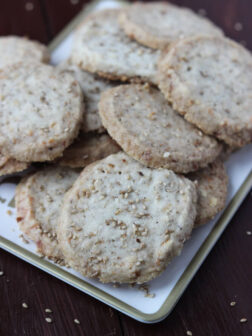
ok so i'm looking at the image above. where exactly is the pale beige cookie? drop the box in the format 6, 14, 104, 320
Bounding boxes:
70, 9, 160, 84
99, 84, 222, 173
59, 62, 117, 133
58, 133, 121, 168
119, 2, 223, 50
188, 160, 228, 226
0, 36, 50, 68
157, 36, 252, 147
58, 152, 197, 284
15, 166, 79, 262
0, 62, 84, 162
0, 155, 29, 177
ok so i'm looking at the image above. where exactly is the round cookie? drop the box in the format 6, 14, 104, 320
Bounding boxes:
58, 152, 197, 284
59, 62, 117, 133
70, 9, 160, 84
0, 155, 29, 177
0, 36, 50, 68
15, 166, 79, 262
119, 2, 223, 50
188, 160, 228, 226
157, 36, 252, 147
0, 62, 84, 162
58, 133, 121, 168
99, 84, 222, 173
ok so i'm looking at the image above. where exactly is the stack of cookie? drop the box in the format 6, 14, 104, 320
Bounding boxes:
6, 2, 251, 284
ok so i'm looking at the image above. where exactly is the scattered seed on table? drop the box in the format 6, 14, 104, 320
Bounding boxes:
45, 308, 52, 313
25, 2, 34, 11
74, 318, 80, 325
70, 0, 79, 5
198, 8, 207, 16
246, 231, 252, 236
230, 301, 236, 306
234, 22, 243, 31
0, 271, 4, 276
45, 317, 53, 323
22, 302, 28, 309
240, 318, 247, 323
186, 331, 193, 336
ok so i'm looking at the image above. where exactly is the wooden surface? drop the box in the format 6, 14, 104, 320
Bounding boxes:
0, 0, 251, 335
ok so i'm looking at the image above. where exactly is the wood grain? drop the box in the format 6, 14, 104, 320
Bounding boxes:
0, 0, 251, 335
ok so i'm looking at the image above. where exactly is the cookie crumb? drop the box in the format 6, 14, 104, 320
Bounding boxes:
186, 331, 193, 336
74, 318, 80, 324
240, 318, 247, 323
19, 234, 30, 244
6, 210, 12, 216
25, 2, 34, 11
45, 317, 53, 323
0, 196, 6, 203
230, 301, 236, 306
22, 302, 28, 309
234, 22, 243, 31
45, 308, 52, 313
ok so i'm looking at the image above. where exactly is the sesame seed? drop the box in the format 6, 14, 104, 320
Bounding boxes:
25, 2, 34, 11
186, 331, 193, 336
45, 308, 52, 313
234, 22, 243, 31
22, 302, 28, 309
0, 271, 4, 276
246, 231, 252, 235
45, 317, 53, 323
240, 318, 247, 323
74, 318, 80, 324
198, 8, 207, 16
230, 301, 236, 306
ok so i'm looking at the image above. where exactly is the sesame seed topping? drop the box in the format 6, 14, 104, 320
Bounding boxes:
45, 317, 53, 323
240, 318, 247, 323
74, 318, 80, 324
230, 301, 236, 306
22, 302, 28, 309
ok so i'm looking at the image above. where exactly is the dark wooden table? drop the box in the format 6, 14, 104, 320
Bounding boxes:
0, 1, 251, 335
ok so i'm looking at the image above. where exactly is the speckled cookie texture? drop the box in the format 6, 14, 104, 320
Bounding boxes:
99, 84, 222, 173
119, 2, 223, 50
16, 166, 79, 262
188, 160, 228, 226
0, 62, 84, 162
0, 154, 29, 177
0, 36, 50, 68
58, 152, 197, 283
59, 62, 118, 133
157, 36, 252, 147
70, 9, 160, 84
58, 133, 121, 168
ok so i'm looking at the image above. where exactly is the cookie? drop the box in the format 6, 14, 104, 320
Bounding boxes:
188, 160, 228, 226
58, 133, 121, 168
0, 36, 50, 68
99, 84, 222, 173
157, 36, 252, 147
0, 154, 29, 177
119, 2, 223, 50
15, 166, 79, 262
70, 9, 160, 84
58, 152, 197, 283
59, 62, 116, 133
0, 62, 84, 162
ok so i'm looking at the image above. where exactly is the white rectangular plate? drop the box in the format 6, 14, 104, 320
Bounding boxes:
0, 0, 252, 323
